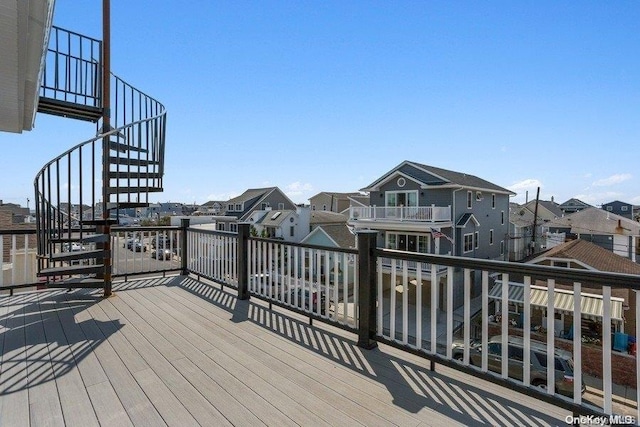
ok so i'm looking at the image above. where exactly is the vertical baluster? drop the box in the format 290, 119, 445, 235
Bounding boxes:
523, 276, 531, 386
389, 259, 397, 340
481, 270, 489, 372
546, 278, 555, 394
463, 268, 471, 364
573, 282, 582, 404
415, 266, 422, 350
402, 261, 409, 345
446, 267, 453, 359
501, 273, 510, 379
430, 266, 437, 354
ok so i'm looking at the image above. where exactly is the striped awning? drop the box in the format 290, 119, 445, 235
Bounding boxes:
488, 281, 624, 321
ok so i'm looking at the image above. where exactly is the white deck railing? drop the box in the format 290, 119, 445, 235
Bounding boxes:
350, 205, 451, 222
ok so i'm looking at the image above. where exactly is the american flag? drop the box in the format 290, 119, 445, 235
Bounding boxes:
430, 227, 453, 243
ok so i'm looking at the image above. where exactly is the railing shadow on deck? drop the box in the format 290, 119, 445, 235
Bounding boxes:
174, 275, 563, 426
0, 290, 123, 396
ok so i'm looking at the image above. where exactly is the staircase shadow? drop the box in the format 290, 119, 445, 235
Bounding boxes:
0, 289, 123, 396
175, 276, 561, 426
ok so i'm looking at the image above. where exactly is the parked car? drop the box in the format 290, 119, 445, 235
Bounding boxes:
289, 289, 326, 315
63, 242, 85, 252
452, 335, 585, 398
151, 248, 172, 260
132, 240, 146, 252
124, 238, 135, 249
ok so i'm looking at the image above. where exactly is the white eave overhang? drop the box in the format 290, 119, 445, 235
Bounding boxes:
0, 0, 55, 133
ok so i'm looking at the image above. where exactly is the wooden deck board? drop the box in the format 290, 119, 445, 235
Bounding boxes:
98, 298, 232, 427
1, 297, 31, 427
0, 276, 574, 427
38, 292, 100, 427
130, 288, 344, 427
145, 286, 402, 427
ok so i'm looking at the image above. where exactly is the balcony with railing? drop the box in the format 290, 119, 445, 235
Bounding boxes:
1, 222, 639, 424
350, 205, 452, 224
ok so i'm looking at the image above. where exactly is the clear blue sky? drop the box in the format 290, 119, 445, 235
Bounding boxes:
1, 1, 639, 207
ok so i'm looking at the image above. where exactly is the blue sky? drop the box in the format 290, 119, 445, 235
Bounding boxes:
1, 1, 639, 207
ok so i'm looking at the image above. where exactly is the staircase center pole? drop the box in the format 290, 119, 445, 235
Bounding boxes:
101, 0, 113, 297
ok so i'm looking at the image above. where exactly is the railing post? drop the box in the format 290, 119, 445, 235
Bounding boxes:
180, 218, 190, 276
357, 230, 378, 349
237, 222, 250, 300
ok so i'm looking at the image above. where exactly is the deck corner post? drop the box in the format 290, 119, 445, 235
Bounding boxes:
180, 218, 190, 275
357, 230, 378, 349
237, 222, 250, 300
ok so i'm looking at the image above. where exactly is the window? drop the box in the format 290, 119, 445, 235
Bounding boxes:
622, 206, 629, 212
467, 191, 472, 209
500, 240, 504, 255
501, 211, 505, 225
487, 343, 501, 356
312, 205, 316, 210
261, 203, 269, 210
606, 206, 613, 211
490, 229, 494, 245
475, 231, 479, 249
322, 204, 327, 211
227, 204, 234, 211
290, 226, 295, 237
278, 203, 285, 210
235, 203, 242, 211
508, 346, 524, 362
492, 194, 496, 209
230, 223, 238, 232
386, 191, 418, 207
463, 233, 474, 253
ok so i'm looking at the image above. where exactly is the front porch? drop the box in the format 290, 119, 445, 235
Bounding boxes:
1, 275, 574, 426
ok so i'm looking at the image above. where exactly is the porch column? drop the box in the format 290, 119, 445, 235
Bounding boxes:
237, 222, 250, 300
357, 230, 378, 349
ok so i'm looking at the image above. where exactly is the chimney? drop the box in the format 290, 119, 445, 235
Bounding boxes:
551, 196, 554, 203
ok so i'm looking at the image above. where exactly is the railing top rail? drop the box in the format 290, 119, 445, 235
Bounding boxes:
248, 235, 358, 255
51, 25, 102, 44
112, 226, 181, 232
187, 227, 238, 237
378, 248, 640, 288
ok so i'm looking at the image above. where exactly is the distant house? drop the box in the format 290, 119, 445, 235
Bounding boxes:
543, 207, 640, 262
302, 224, 356, 250
526, 239, 639, 335
222, 187, 298, 232
249, 207, 311, 243
349, 160, 515, 310
198, 200, 226, 215
309, 192, 363, 214
508, 203, 535, 261
602, 200, 634, 220
558, 198, 592, 214
522, 199, 563, 222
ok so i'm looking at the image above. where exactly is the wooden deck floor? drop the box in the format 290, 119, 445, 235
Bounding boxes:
0, 275, 571, 426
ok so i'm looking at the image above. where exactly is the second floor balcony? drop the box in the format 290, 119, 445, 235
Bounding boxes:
350, 205, 452, 223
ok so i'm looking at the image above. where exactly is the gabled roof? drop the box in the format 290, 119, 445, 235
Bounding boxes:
544, 207, 640, 236
361, 160, 515, 195
456, 213, 480, 227
302, 224, 356, 249
530, 239, 640, 275
257, 210, 293, 227
559, 198, 592, 210
509, 203, 535, 227
226, 187, 297, 221
310, 211, 348, 225
523, 199, 563, 219
201, 200, 225, 207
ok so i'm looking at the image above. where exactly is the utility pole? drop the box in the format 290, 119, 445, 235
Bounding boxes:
531, 187, 540, 256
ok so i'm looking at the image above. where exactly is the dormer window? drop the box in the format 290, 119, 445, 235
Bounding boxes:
227, 204, 234, 211
235, 203, 242, 211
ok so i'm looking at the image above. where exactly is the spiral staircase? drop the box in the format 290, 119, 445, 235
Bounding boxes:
33, 26, 166, 294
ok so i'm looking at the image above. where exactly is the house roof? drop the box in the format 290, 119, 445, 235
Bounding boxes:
523, 199, 563, 219
361, 160, 515, 195
201, 200, 225, 207
310, 211, 348, 225
544, 207, 640, 236
226, 187, 297, 221
558, 198, 592, 210
257, 210, 292, 227
227, 188, 275, 204
509, 203, 535, 227
456, 213, 480, 228
305, 224, 356, 249
532, 239, 640, 275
